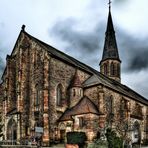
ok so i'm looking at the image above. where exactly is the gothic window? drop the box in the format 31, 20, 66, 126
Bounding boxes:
110, 62, 115, 76
106, 96, 114, 123
132, 121, 141, 142
73, 89, 76, 97
7, 118, 17, 140
121, 100, 124, 110
56, 84, 62, 106
5, 78, 9, 90
34, 50, 37, 68
109, 96, 113, 114
79, 117, 84, 128
120, 99, 129, 119
36, 89, 39, 106
121, 99, 128, 110
135, 104, 143, 116
35, 85, 41, 110
104, 64, 108, 75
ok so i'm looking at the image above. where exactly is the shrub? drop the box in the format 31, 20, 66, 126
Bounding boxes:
67, 132, 87, 147
106, 128, 123, 148
87, 139, 108, 148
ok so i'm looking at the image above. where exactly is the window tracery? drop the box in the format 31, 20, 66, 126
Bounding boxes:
35, 85, 41, 111
120, 98, 129, 119
104, 63, 108, 75
110, 62, 115, 76
56, 84, 63, 106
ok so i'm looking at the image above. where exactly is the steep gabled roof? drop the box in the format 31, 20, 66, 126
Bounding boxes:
58, 96, 103, 122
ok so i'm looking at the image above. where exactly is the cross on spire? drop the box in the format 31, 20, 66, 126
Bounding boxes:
108, 0, 111, 11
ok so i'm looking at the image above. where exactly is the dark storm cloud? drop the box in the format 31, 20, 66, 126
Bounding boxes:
117, 29, 148, 72
50, 18, 103, 53
129, 51, 148, 71
50, 18, 105, 69
50, 17, 148, 72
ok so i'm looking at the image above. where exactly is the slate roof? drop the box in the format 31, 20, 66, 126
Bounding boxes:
58, 96, 103, 122
83, 74, 148, 105
101, 10, 120, 63
3, 27, 147, 107
22, 30, 148, 106
70, 70, 82, 88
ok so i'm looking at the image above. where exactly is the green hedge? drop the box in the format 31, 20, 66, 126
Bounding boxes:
67, 132, 87, 146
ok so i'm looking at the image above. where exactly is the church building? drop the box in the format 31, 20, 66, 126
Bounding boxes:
0, 4, 148, 146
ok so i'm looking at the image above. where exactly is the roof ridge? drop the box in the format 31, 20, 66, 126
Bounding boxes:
23, 31, 148, 104
24, 31, 98, 73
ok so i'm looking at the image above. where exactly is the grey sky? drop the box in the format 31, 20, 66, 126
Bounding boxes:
0, 0, 148, 98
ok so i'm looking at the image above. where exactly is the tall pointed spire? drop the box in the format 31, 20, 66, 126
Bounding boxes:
100, 1, 121, 82
101, 2, 120, 62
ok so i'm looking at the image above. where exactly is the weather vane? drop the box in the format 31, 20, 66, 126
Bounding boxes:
108, 0, 112, 10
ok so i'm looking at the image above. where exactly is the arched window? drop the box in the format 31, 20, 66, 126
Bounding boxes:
36, 89, 39, 106
73, 89, 76, 97
35, 85, 40, 108
132, 121, 141, 143
7, 118, 17, 140
105, 96, 114, 115
109, 96, 113, 114
117, 63, 120, 77
104, 64, 108, 75
79, 117, 84, 128
106, 96, 114, 125
135, 103, 143, 116
56, 84, 62, 106
120, 98, 129, 118
110, 62, 115, 76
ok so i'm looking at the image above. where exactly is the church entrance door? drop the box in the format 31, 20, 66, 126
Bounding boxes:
60, 130, 66, 143
131, 121, 141, 144
7, 118, 17, 141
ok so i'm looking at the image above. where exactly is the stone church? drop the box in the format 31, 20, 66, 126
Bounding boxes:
0, 6, 148, 146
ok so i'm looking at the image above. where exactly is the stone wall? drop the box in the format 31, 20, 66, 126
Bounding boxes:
1, 31, 148, 145
48, 57, 90, 140
84, 83, 148, 142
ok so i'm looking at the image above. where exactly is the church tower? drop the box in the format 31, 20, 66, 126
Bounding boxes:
100, 2, 121, 82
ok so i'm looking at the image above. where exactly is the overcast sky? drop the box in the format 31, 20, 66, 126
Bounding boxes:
0, 0, 148, 98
